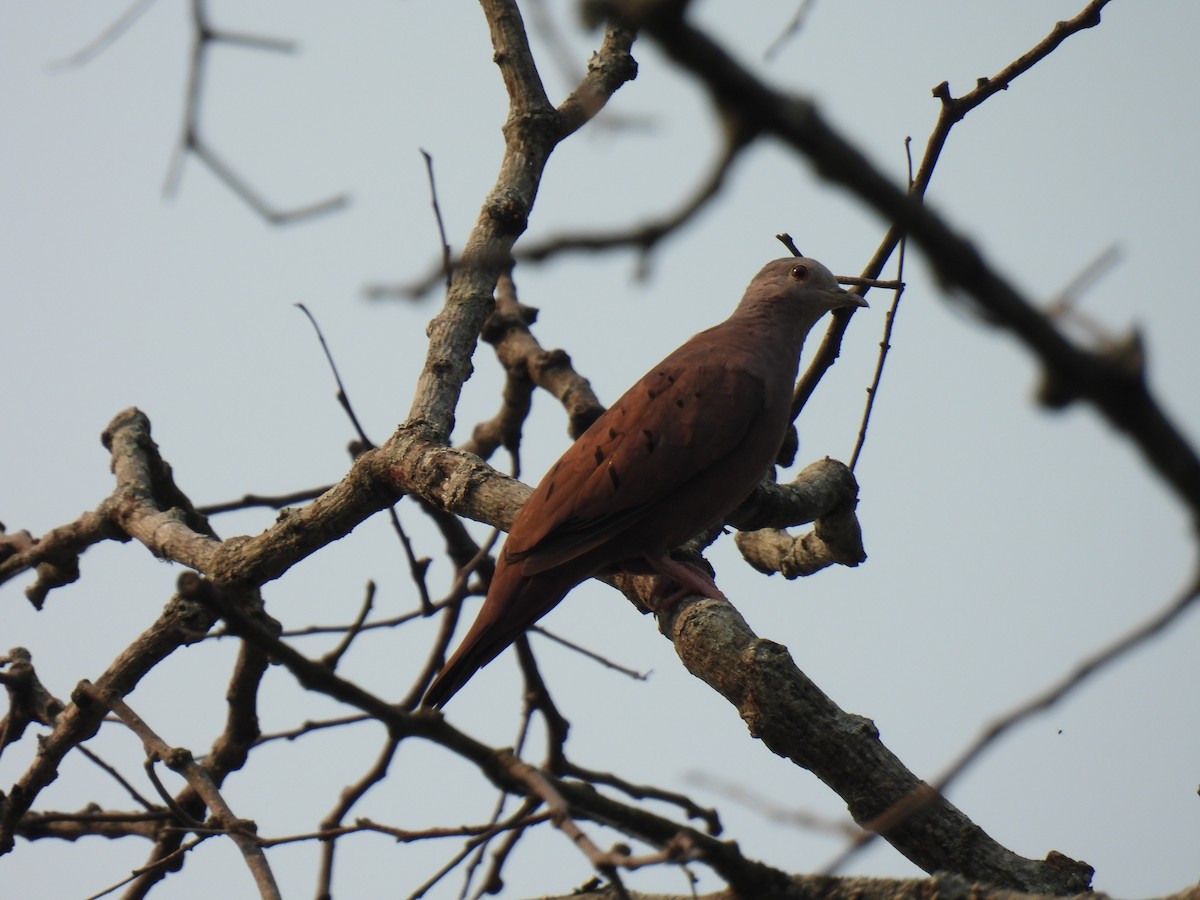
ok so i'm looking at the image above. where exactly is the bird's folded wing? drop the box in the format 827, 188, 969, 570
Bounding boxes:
508, 359, 769, 573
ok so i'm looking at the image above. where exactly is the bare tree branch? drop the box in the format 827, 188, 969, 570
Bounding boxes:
608, 0, 1200, 534
164, 0, 347, 223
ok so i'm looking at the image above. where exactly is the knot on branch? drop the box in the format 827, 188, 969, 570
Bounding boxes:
1037, 328, 1145, 410
30, 556, 82, 610
531, 349, 604, 438
731, 458, 866, 578
0, 648, 65, 751
582, 0, 687, 30
480, 300, 538, 345
484, 193, 531, 233
161, 746, 196, 772
0, 528, 34, 564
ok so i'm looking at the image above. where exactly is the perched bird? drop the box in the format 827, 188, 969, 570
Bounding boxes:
422, 257, 866, 707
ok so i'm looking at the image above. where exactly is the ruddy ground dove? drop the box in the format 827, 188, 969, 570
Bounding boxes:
422, 257, 866, 707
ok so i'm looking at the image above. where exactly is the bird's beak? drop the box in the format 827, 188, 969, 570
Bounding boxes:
830, 287, 868, 310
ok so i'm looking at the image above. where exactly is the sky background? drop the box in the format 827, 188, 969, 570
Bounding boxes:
2, 2, 1199, 898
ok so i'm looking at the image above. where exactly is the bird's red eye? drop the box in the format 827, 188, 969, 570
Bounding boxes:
790, 264, 808, 281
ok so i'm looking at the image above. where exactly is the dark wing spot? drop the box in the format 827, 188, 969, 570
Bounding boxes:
545, 481, 555, 500
608, 427, 618, 439
642, 429, 657, 453
608, 467, 621, 489
675, 398, 685, 408
647, 389, 659, 400
594, 447, 606, 465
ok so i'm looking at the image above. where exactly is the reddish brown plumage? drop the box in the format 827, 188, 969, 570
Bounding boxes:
422, 257, 866, 707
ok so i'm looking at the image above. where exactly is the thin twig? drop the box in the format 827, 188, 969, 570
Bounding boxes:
823, 571, 1200, 875
296, 303, 373, 448
838, 276, 904, 291
421, 149, 454, 292
1044, 244, 1124, 343
764, 0, 815, 61
849, 136, 912, 471
75, 745, 157, 810
254, 714, 373, 746
501, 752, 629, 895
788, 0, 1115, 426
573, 763, 722, 834
937, 574, 1200, 799
142, 758, 204, 829
81, 684, 282, 899
686, 771, 855, 838
198, 486, 331, 516
392, 507, 435, 615
315, 733, 403, 898
46, 0, 159, 70
296, 302, 435, 613
164, 0, 347, 224
206, 28, 295, 53
369, 122, 750, 300
405, 801, 548, 900
189, 130, 347, 224
529, 626, 649, 681
320, 581, 378, 670
83, 835, 210, 900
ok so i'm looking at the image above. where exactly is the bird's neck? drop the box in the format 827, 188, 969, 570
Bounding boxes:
724, 306, 818, 360
693, 313, 808, 388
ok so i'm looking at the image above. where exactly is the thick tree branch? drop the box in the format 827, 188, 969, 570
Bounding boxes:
403, 7, 635, 442
644, 593, 1093, 894
6, 6, 1187, 897
731, 458, 866, 577
464, 269, 606, 467
527, 872, 1200, 900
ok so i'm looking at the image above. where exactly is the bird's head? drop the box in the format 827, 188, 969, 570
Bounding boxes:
748, 257, 869, 326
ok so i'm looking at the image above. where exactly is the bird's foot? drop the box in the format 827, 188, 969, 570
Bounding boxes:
643, 554, 728, 615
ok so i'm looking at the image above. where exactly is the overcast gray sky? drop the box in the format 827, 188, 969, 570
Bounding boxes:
3, 3, 1198, 898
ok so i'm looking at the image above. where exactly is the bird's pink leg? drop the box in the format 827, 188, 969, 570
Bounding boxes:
643, 554, 729, 614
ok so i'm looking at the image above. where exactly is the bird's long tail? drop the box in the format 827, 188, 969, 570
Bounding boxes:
422, 560, 575, 708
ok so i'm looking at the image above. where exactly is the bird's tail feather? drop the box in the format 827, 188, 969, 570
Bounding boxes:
422, 635, 506, 709
421, 563, 574, 708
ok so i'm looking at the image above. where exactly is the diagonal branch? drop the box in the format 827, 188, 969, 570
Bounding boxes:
642, 589, 1093, 894
46, 0, 159, 69
791, 0, 1113, 421
369, 117, 752, 300
616, 0, 1200, 534
0, 585, 220, 854
402, 7, 635, 443
824, 568, 1200, 875
78, 685, 281, 899
164, 0, 347, 224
